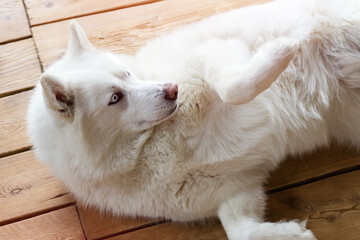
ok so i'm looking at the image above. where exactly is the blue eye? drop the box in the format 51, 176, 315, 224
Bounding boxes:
126, 70, 131, 76
109, 92, 123, 105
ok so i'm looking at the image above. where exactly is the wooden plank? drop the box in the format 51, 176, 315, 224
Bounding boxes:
0, 39, 42, 97
267, 144, 360, 191
8, 1, 359, 238
32, 0, 271, 70
0, 0, 31, 44
78, 205, 161, 239
0, 206, 85, 239
107, 220, 227, 240
78, 145, 360, 239
0, 90, 32, 157
112, 171, 360, 240
25, 0, 163, 26
267, 170, 360, 240
0, 150, 74, 225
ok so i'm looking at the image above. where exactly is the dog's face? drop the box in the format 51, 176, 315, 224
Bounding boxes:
41, 21, 178, 135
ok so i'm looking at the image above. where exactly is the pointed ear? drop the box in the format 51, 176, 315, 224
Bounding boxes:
66, 20, 94, 56
40, 74, 75, 121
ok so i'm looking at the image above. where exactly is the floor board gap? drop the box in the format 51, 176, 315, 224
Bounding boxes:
0, 202, 75, 227
21, 0, 44, 73
267, 164, 360, 194
30, 0, 165, 28
75, 203, 90, 240
0, 146, 32, 159
0, 86, 35, 99
0, 36, 32, 45
97, 220, 168, 240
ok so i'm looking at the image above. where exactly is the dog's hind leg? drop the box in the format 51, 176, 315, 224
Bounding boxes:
218, 187, 317, 240
200, 37, 298, 104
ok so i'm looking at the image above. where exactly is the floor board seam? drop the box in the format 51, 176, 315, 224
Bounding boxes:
21, 0, 45, 73
0, 146, 32, 159
30, 0, 165, 28
0, 86, 35, 99
97, 220, 168, 240
267, 164, 360, 194
75, 203, 90, 240
0, 36, 32, 45
0, 202, 75, 227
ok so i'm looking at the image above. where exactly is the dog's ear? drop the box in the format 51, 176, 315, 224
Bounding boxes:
40, 74, 75, 121
66, 20, 94, 56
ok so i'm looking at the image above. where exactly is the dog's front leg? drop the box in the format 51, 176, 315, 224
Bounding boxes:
218, 187, 316, 240
201, 38, 298, 104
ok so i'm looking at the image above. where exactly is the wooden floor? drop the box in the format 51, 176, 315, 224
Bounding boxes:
0, 0, 360, 239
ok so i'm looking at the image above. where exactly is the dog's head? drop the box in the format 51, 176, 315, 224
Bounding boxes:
41, 21, 178, 136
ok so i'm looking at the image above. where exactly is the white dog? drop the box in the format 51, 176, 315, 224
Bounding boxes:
27, 0, 360, 239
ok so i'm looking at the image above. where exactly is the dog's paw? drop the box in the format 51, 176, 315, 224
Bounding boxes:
258, 221, 317, 240
282, 221, 316, 240
227, 220, 317, 240
263, 37, 299, 62
217, 37, 300, 105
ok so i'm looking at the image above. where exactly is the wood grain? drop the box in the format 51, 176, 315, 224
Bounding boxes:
2, 0, 359, 238
0, 39, 42, 97
0, 0, 31, 44
32, 0, 271, 69
267, 144, 360, 191
0, 150, 74, 225
108, 170, 360, 240
25, 0, 163, 26
78, 205, 162, 239
267, 170, 360, 240
0, 206, 85, 240
107, 220, 227, 240
77, 146, 360, 239
0, 90, 33, 157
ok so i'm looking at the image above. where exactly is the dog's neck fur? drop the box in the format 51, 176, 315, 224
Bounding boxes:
66, 74, 213, 180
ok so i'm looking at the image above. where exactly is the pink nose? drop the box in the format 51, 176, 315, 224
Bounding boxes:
164, 83, 178, 101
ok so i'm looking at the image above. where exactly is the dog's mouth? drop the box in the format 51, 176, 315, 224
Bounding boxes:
137, 104, 178, 129
155, 104, 178, 123
168, 104, 178, 115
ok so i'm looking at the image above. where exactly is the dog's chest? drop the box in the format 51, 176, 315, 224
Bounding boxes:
140, 77, 215, 172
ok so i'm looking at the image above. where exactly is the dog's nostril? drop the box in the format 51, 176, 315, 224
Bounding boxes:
164, 83, 178, 101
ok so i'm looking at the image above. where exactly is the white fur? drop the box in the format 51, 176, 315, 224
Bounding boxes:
27, 0, 360, 239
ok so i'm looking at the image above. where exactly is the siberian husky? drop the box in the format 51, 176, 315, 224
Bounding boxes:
27, 0, 360, 239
